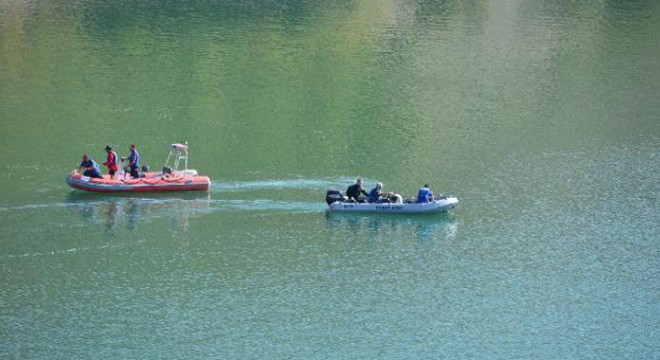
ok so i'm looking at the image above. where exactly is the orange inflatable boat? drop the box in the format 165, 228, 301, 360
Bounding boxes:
66, 171, 211, 193
66, 143, 211, 193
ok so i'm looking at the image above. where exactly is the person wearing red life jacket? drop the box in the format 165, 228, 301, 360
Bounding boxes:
103, 145, 119, 176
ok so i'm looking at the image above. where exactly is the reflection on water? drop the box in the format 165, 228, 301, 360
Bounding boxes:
65, 192, 212, 234
325, 211, 458, 242
62, 189, 327, 233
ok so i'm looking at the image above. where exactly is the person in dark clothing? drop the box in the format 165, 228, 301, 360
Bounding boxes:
346, 178, 368, 202
79, 154, 102, 178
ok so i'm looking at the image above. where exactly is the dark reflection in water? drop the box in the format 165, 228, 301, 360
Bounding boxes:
65, 192, 211, 234
325, 211, 458, 243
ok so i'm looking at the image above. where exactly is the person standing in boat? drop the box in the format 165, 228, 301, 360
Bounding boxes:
79, 154, 102, 178
122, 144, 141, 179
346, 178, 368, 202
367, 182, 396, 203
103, 145, 119, 177
417, 184, 434, 203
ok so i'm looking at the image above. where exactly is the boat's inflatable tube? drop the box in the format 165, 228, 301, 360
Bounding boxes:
65, 171, 211, 193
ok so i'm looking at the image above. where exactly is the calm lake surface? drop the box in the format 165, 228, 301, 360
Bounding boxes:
1, 1, 658, 359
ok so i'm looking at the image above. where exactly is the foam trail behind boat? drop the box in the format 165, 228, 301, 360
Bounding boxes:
208, 199, 326, 213
210, 177, 356, 192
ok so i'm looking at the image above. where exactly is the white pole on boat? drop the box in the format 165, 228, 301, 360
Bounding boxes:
183, 141, 188, 171
165, 146, 173, 171
116, 148, 126, 179
117, 157, 123, 179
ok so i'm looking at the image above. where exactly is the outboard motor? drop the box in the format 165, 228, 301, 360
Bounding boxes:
325, 190, 345, 205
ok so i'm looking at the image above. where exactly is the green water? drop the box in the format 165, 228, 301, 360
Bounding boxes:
1, 1, 658, 358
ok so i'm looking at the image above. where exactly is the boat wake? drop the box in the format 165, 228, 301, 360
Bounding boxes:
210, 177, 355, 192
0, 197, 325, 215
0, 177, 364, 216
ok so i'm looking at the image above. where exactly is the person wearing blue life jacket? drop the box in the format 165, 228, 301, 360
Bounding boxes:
367, 182, 395, 203
417, 184, 434, 203
79, 154, 102, 178
122, 144, 140, 178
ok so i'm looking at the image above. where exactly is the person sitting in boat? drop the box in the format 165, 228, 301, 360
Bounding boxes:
102, 145, 119, 177
416, 184, 434, 203
346, 178, 368, 202
139, 165, 149, 178
162, 166, 174, 178
367, 182, 396, 203
79, 154, 102, 179
122, 144, 140, 179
